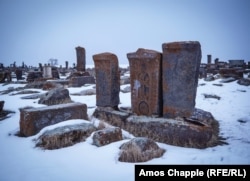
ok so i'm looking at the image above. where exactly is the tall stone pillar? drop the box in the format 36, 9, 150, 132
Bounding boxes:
127, 48, 162, 116
162, 41, 201, 118
75, 46, 86, 72
93, 52, 120, 109
65, 61, 68, 69
207, 54, 212, 64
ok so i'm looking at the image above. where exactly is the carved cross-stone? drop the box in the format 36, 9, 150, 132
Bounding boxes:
162, 41, 201, 118
127, 48, 162, 116
93, 52, 120, 109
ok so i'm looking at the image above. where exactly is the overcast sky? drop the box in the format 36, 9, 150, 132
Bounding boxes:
0, 0, 249, 67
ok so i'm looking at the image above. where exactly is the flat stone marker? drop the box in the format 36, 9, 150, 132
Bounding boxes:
75, 46, 86, 72
162, 41, 201, 118
127, 48, 162, 116
93, 52, 120, 108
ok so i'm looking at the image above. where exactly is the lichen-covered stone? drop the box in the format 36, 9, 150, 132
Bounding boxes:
35, 122, 96, 150
127, 48, 162, 116
19, 102, 88, 137
93, 52, 120, 108
92, 127, 122, 147
118, 137, 166, 162
162, 41, 201, 118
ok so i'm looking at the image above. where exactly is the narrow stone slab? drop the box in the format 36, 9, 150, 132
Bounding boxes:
162, 41, 201, 118
19, 102, 88, 137
127, 48, 162, 116
93, 52, 120, 108
75, 46, 86, 72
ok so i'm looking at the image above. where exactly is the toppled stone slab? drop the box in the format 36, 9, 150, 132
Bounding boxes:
203, 94, 221, 100
21, 93, 45, 99
19, 102, 88, 137
35, 122, 97, 150
69, 76, 95, 87
118, 137, 166, 162
220, 77, 236, 83
92, 127, 122, 147
70, 88, 96, 96
93, 107, 220, 148
93, 107, 131, 127
10, 90, 41, 96
38, 87, 72, 105
237, 78, 250, 86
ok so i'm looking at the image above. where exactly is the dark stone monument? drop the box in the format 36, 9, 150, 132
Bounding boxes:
75, 46, 86, 72
127, 48, 162, 116
207, 54, 212, 64
162, 41, 201, 118
93, 52, 120, 109
15, 68, 23, 80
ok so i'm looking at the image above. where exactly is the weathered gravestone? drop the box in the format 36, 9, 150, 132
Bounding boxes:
43, 64, 52, 78
19, 102, 88, 137
93, 52, 120, 109
127, 48, 162, 116
162, 41, 201, 118
76, 46, 86, 72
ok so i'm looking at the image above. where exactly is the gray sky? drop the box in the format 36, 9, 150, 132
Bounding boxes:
0, 0, 249, 67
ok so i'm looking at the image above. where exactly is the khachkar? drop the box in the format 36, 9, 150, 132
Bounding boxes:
75, 46, 86, 72
93, 52, 120, 109
127, 48, 162, 116
162, 41, 201, 118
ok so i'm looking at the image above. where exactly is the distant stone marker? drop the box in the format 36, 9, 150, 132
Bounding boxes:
93, 52, 120, 109
127, 48, 162, 116
162, 41, 201, 118
75, 46, 86, 72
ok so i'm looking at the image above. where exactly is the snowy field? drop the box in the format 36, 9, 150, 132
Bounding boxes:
0, 73, 250, 181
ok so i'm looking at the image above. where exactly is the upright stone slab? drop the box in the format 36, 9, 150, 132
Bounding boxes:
127, 48, 162, 116
43, 64, 52, 78
162, 41, 201, 118
75, 46, 86, 72
93, 52, 120, 108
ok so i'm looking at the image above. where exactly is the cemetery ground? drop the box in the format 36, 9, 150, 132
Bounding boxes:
0, 70, 250, 181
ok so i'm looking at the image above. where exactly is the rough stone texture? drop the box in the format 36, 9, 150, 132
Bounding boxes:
26, 71, 43, 82
69, 76, 95, 87
75, 46, 86, 72
93, 52, 120, 108
0, 71, 12, 83
219, 68, 244, 78
19, 102, 88, 137
35, 122, 97, 150
162, 41, 201, 118
92, 127, 122, 147
93, 107, 131, 127
38, 87, 72, 105
15, 69, 23, 80
118, 137, 166, 162
70, 88, 96, 96
127, 48, 162, 116
92, 108, 220, 148
0, 101, 4, 112
237, 78, 250, 86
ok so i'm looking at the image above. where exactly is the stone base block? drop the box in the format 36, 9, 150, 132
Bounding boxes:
92, 107, 220, 148
20, 102, 88, 137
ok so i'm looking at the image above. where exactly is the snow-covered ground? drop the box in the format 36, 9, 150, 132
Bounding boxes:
0, 74, 249, 181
